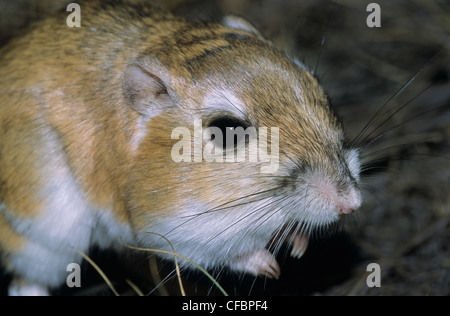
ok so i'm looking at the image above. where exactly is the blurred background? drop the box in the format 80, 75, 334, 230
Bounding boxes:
0, 0, 449, 295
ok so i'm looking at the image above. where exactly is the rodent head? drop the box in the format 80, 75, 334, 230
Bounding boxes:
122, 18, 362, 271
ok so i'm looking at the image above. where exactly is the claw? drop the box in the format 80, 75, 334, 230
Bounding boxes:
231, 249, 280, 279
290, 233, 309, 259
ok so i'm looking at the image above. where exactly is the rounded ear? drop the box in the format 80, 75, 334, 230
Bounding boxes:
222, 15, 264, 38
122, 56, 178, 118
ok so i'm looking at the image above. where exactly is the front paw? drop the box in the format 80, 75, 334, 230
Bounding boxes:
290, 233, 309, 259
230, 249, 280, 279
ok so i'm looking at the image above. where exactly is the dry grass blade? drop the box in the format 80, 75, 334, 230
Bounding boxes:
149, 256, 170, 296
144, 232, 186, 296
121, 240, 229, 296
126, 279, 145, 297
74, 248, 120, 297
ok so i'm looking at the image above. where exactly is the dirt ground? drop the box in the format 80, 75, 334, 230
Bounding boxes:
0, 0, 449, 296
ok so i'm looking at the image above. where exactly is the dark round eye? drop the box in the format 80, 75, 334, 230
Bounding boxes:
207, 116, 249, 150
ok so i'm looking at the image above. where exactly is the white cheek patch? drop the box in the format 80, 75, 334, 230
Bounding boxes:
345, 149, 361, 182
137, 197, 283, 270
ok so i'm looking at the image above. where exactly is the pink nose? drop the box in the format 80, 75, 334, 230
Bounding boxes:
338, 208, 355, 215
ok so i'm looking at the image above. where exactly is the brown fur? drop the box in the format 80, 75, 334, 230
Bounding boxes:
0, 1, 352, 293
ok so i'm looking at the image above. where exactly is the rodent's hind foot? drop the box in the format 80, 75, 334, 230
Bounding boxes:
230, 249, 280, 280
8, 277, 50, 296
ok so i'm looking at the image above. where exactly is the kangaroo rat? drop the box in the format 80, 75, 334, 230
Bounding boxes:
0, 1, 362, 295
